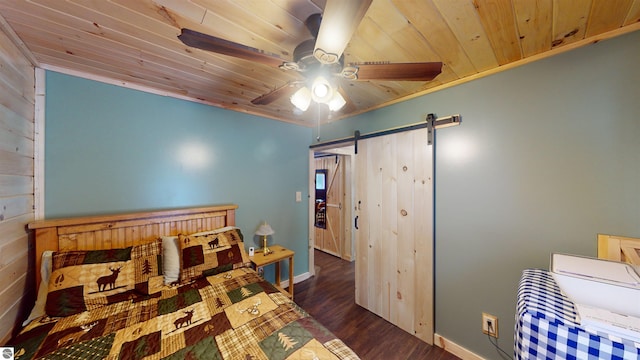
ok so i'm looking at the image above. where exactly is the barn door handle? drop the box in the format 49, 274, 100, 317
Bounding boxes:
354, 216, 359, 230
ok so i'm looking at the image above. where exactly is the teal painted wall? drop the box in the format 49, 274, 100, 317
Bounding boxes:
45, 71, 312, 281
315, 31, 640, 358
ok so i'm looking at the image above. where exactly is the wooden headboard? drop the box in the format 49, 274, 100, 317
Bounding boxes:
597, 233, 640, 265
27, 204, 238, 287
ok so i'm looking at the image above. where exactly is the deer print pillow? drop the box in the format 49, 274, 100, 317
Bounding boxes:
45, 238, 163, 317
178, 228, 250, 283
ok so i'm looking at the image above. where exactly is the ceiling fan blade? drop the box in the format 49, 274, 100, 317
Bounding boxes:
251, 81, 302, 105
314, 0, 373, 64
178, 28, 285, 68
352, 62, 443, 81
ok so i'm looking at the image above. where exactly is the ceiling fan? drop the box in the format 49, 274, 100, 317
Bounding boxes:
177, 0, 442, 112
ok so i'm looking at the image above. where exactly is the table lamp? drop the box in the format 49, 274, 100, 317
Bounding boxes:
255, 222, 274, 256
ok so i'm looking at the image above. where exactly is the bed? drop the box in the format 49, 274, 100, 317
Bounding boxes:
10, 205, 360, 360
515, 234, 640, 360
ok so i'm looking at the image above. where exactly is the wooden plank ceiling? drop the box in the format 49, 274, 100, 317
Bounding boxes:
0, 0, 638, 126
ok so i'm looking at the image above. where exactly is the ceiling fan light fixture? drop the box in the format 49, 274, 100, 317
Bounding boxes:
311, 76, 334, 103
290, 87, 312, 111
328, 91, 346, 112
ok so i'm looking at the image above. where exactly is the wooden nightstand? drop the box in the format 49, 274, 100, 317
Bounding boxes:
250, 245, 295, 299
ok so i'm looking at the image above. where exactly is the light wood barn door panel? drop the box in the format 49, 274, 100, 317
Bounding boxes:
354, 128, 434, 344
314, 156, 345, 258
325, 156, 343, 256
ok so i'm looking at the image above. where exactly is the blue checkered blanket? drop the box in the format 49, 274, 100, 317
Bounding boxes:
515, 269, 640, 359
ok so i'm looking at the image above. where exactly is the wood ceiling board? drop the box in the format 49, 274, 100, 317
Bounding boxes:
432, 0, 499, 72
0, 2, 195, 66
391, 0, 477, 79
512, 0, 553, 57
38, 56, 300, 124
33, 50, 189, 97
366, 0, 442, 62
34, 49, 265, 108
192, 0, 300, 58
585, 0, 634, 37
7, 16, 273, 101
346, 13, 440, 101
5, 1, 300, 101
623, 0, 640, 25
474, 0, 522, 65
270, 0, 323, 21
83, 1, 297, 82
355, 17, 419, 62
58, 0, 298, 88
551, 0, 591, 48
150, 0, 208, 25
225, 0, 316, 39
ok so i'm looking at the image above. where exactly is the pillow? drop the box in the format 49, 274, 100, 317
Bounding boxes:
45, 239, 163, 317
23, 251, 53, 326
161, 235, 180, 285
178, 228, 249, 283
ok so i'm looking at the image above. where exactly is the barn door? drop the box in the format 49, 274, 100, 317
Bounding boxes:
314, 155, 345, 258
354, 128, 434, 344
325, 156, 343, 256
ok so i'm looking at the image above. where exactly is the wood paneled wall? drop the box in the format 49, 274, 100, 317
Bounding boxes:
0, 22, 35, 344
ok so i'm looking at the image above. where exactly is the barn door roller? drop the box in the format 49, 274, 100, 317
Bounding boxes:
427, 113, 461, 145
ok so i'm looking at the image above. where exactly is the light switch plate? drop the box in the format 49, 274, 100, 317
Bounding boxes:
295, 191, 302, 202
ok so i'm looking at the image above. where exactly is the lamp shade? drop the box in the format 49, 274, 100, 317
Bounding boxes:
255, 222, 274, 236
290, 87, 311, 111
328, 91, 346, 111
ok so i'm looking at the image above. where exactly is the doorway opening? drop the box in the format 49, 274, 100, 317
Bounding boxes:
308, 145, 355, 277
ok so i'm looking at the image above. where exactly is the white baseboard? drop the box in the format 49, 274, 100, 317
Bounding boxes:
280, 271, 311, 289
434, 333, 486, 360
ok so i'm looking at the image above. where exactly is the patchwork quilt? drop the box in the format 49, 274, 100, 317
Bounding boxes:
11, 267, 360, 360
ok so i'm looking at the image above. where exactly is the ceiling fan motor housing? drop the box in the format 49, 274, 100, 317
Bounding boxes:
292, 39, 344, 75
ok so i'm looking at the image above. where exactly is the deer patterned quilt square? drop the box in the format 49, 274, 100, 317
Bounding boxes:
45, 239, 163, 317
178, 228, 250, 283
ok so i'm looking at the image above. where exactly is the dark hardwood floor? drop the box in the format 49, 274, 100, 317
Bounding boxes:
293, 250, 460, 360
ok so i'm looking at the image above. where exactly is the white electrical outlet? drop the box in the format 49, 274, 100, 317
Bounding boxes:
482, 312, 498, 338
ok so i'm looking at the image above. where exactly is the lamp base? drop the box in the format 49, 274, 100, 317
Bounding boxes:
262, 236, 272, 256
